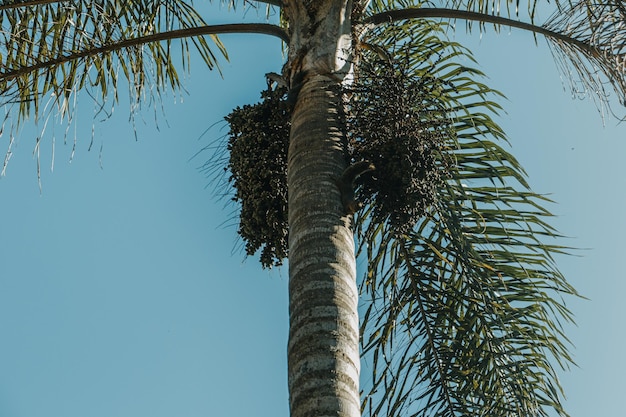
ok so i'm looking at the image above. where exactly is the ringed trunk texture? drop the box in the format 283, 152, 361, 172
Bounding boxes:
287, 73, 360, 417
284, 2, 359, 416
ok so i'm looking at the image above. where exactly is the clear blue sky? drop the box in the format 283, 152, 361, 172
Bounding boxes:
1, 4, 624, 417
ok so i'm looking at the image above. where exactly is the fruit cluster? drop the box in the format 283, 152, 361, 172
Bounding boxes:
225, 87, 290, 268
224, 60, 453, 267
345, 59, 452, 233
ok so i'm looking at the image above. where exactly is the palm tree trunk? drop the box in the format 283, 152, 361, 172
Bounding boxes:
287, 73, 361, 417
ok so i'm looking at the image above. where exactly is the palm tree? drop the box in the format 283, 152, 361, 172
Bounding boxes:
1, 1, 624, 416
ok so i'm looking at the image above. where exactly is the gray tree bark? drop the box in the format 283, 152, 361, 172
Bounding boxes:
285, 2, 361, 417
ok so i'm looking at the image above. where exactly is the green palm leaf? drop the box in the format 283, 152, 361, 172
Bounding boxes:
366, 1, 626, 114
353, 16, 577, 417
0, 0, 227, 124
0, 0, 287, 183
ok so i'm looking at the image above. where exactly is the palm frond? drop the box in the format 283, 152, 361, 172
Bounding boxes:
544, 1, 626, 114
440, 0, 542, 22
354, 18, 577, 417
0, 0, 227, 125
363, 2, 626, 114
218, 0, 284, 10
0, 1, 288, 181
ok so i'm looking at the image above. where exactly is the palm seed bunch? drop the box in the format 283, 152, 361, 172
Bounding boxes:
345, 58, 453, 234
225, 86, 290, 268
225, 57, 453, 267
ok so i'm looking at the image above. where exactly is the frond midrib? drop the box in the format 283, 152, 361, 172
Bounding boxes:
365, 7, 600, 58
0, 23, 288, 83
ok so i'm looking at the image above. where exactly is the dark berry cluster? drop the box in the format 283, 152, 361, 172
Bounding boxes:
225, 87, 290, 268
345, 59, 452, 233
224, 60, 453, 267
